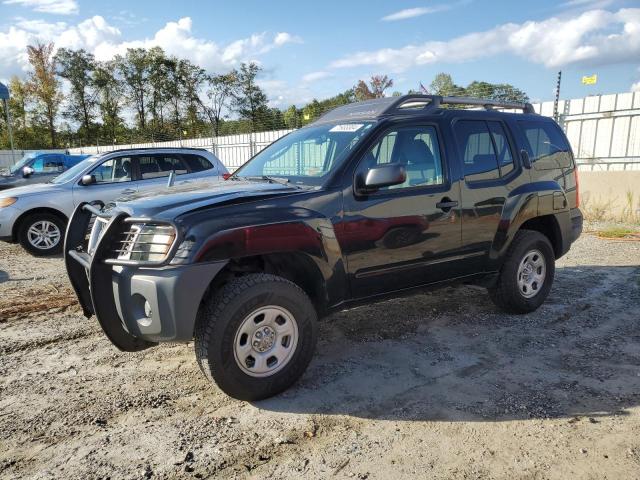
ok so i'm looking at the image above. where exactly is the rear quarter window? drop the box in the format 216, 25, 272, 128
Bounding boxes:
518, 120, 573, 170
182, 154, 214, 173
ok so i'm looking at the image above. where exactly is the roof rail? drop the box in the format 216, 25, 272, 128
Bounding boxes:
313, 94, 536, 124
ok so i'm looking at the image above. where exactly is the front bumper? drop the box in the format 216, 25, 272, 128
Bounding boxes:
65, 202, 226, 351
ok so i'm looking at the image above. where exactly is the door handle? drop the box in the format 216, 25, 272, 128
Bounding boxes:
436, 198, 458, 212
120, 188, 135, 194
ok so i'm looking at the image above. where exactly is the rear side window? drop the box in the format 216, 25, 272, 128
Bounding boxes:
518, 121, 572, 170
138, 155, 188, 180
182, 154, 214, 173
454, 120, 516, 182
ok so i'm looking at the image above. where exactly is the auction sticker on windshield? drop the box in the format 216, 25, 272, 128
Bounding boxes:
329, 124, 364, 133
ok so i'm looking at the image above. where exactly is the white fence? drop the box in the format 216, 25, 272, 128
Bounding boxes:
533, 92, 640, 171
2, 92, 639, 172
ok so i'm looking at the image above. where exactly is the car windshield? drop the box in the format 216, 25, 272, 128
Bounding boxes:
50, 155, 100, 184
9, 152, 38, 174
233, 122, 375, 187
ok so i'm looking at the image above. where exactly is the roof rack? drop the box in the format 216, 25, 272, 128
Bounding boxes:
313, 94, 535, 124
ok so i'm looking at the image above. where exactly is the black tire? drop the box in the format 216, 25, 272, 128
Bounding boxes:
17, 212, 66, 256
488, 229, 555, 314
194, 273, 318, 401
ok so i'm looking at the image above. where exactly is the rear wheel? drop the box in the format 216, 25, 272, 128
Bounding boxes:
489, 229, 555, 313
18, 212, 66, 256
194, 273, 318, 400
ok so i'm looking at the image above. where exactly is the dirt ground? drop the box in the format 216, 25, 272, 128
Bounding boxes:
1, 230, 639, 480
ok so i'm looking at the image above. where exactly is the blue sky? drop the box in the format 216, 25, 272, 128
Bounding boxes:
1, 0, 639, 106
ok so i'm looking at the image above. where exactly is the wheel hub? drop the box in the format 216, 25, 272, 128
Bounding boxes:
517, 249, 546, 299
252, 326, 276, 353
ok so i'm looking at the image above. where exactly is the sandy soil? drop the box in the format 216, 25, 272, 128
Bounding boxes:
1, 232, 639, 479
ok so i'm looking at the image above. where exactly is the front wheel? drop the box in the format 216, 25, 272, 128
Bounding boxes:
194, 273, 318, 401
18, 212, 66, 256
489, 229, 555, 313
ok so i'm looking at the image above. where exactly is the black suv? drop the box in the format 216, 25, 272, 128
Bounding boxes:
65, 95, 583, 400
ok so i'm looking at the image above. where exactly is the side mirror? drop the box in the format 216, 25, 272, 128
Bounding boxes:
22, 166, 34, 178
81, 174, 96, 186
359, 163, 406, 193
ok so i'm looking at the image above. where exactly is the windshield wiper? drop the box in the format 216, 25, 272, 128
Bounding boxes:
238, 175, 304, 189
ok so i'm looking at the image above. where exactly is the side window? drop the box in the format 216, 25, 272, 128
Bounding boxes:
488, 121, 515, 176
31, 156, 44, 172
91, 157, 132, 183
518, 121, 572, 169
454, 120, 500, 182
357, 126, 444, 190
138, 155, 188, 180
42, 155, 65, 173
182, 154, 213, 173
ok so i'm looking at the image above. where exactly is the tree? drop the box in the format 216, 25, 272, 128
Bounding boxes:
26, 42, 61, 147
233, 62, 269, 132
93, 61, 124, 143
429, 73, 464, 96
116, 48, 153, 130
178, 59, 207, 135
202, 71, 238, 136
54, 48, 97, 143
354, 75, 394, 101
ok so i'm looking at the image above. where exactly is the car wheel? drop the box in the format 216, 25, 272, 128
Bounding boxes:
194, 273, 318, 400
488, 229, 555, 314
18, 213, 66, 256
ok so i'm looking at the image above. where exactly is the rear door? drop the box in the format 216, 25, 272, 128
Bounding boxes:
453, 117, 528, 270
341, 122, 465, 298
72, 154, 138, 206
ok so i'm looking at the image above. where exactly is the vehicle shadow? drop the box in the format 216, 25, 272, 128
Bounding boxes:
256, 265, 640, 422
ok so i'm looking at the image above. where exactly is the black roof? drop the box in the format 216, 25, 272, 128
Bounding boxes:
313, 94, 536, 125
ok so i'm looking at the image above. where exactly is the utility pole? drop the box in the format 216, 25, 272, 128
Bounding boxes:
553, 71, 562, 122
0, 82, 16, 165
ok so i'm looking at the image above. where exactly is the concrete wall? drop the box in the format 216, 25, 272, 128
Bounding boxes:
579, 171, 640, 219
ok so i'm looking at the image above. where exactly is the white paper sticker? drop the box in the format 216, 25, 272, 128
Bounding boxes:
329, 124, 364, 133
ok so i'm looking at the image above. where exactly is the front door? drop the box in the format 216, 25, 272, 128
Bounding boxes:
340, 123, 464, 298
72, 154, 138, 207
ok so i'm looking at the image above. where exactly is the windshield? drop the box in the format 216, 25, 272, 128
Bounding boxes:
234, 122, 375, 187
50, 155, 100, 184
9, 152, 38, 174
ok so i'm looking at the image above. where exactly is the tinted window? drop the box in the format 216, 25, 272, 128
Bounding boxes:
488, 121, 514, 176
358, 125, 444, 190
518, 121, 572, 170
182, 154, 213, 173
42, 155, 65, 173
138, 155, 188, 180
455, 120, 500, 182
91, 157, 132, 183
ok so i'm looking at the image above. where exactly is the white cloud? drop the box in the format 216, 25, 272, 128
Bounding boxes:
0, 15, 301, 76
381, 5, 451, 21
332, 8, 640, 72
3, 0, 78, 15
274, 32, 302, 46
302, 71, 332, 83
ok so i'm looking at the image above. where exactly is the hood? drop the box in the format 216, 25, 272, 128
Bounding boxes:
113, 179, 305, 220
0, 181, 61, 198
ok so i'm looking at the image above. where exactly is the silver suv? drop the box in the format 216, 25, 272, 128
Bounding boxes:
0, 148, 227, 256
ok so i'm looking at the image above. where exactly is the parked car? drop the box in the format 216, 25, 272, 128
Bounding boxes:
0, 152, 90, 190
0, 148, 227, 255
65, 95, 583, 400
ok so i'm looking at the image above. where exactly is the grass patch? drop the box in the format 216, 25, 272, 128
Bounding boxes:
594, 227, 640, 239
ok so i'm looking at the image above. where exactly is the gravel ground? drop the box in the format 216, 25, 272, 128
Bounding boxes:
1, 230, 639, 479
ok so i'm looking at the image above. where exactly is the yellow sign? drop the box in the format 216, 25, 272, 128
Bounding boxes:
582, 74, 597, 85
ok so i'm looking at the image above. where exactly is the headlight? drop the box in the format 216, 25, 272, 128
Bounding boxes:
0, 197, 17, 208
117, 223, 177, 263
